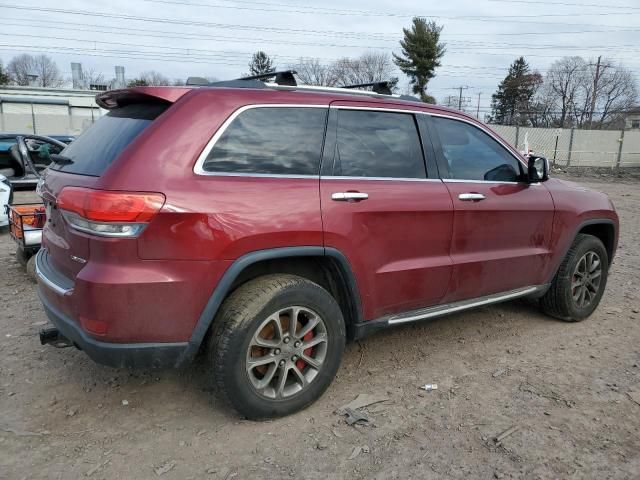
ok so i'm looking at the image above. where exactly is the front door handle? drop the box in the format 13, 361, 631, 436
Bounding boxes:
458, 193, 486, 201
331, 192, 369, 201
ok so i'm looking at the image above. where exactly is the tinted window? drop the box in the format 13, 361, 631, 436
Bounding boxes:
202, 107, 327, 175
334, 110, 425, 179
432, 117, 522, 182
51, 103, 167, 176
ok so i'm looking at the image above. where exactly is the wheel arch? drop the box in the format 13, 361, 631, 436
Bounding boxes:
547, 218, 617, 285
181, 247, 363, 363
577, 221, 616, 263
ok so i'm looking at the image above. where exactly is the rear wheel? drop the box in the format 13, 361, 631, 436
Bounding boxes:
540, 234, 609, 321
208, 274, 345, 419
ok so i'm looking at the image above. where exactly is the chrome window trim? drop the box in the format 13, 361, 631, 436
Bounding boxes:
193, 103, 531, 184
193, 104, 328, 176
321, 176, 441, 183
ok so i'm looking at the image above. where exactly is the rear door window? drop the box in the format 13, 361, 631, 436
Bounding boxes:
201, 107, 327, 175
51, 103, 168, 176
332, 110, 426, 179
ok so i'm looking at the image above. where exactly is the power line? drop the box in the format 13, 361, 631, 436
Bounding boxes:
488, 0, 640, 10
1, 3, 639, 40
144, 0, 640, 19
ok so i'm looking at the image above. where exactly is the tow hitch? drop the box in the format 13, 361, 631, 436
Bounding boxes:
39, 327, 73, 348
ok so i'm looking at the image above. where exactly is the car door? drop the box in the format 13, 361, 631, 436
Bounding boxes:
427, 114, 555, 303
320, 104, 454, 321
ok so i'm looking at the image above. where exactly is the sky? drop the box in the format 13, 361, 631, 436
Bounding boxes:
0, 0, 639, 117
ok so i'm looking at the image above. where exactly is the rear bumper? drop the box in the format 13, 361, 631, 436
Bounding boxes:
38, 287, 189, 368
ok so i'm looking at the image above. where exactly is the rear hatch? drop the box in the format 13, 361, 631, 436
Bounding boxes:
40, 101, 170, 280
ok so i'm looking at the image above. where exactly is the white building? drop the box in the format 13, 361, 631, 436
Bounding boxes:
626, 107, 640, 130
0, 86, 105, 136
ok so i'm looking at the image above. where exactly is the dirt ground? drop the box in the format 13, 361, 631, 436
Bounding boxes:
1, 176, 639, 480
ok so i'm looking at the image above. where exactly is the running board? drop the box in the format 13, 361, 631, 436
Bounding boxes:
352, 285, 548, 339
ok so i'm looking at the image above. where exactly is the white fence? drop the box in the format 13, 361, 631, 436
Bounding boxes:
0, 109, 102, 137
1, 110, 639, 168
491, 124, 640, 168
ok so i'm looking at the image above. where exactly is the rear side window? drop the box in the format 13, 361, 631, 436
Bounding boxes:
333, 110, 426, 179
202, 107, 327, 175
51, 103, 167, 176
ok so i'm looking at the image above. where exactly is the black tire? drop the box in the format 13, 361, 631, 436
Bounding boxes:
540, 234, 609, 321
208, 274, 346, 419
26, 254, 37, 283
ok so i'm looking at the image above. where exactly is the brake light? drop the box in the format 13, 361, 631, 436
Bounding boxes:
57, 187, 165, 237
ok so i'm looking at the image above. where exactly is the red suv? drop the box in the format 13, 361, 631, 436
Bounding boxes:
35, 75, 619, 418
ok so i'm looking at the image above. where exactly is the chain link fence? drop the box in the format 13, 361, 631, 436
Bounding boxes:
491, 124, 640, 168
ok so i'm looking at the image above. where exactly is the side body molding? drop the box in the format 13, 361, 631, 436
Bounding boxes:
179, 246, 363, 364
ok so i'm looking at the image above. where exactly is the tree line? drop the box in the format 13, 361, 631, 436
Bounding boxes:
1, 16, 636, 131
490, 56, 637, 130
0, 17, 445, 100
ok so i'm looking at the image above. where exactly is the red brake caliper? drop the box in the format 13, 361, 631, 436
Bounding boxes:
296, 331, 313, 370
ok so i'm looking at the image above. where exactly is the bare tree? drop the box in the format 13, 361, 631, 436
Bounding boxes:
288, 58, 336, 86
544, 56, 586, 127
7, 54, 64, 87
139, 70, 171, 86
591, 62, 637, 127
290, 53, 398, 90
81, 67, 106, 89
331, 52, 398, 89
537, 56, 638, 129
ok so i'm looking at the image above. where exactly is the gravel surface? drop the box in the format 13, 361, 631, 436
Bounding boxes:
1, 177, 639, 479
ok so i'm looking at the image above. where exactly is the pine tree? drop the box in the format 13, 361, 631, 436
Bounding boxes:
248, 51, 275, 77
0, 60, 9, 85
393, 18, 446, 103
491, 57, 542, 126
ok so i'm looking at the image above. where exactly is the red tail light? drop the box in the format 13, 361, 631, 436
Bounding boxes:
57, 187, 165, 237
58, 187, 165, 222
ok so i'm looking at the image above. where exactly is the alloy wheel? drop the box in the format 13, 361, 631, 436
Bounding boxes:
245, 306, 328, 399
571, 251, 602, 309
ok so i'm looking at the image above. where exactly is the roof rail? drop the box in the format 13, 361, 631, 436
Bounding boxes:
185, 72, 423, 103
343, 81, 392, 95
239, 70, 297, 86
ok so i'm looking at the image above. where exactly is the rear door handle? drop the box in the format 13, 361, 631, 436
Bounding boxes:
331, 192, 369, 201
458, 193, 486, 201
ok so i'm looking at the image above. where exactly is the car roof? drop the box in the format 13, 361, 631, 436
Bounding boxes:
97, 85, 476, 122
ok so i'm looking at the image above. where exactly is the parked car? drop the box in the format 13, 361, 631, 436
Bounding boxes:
34, 75, 619, 419
0, 173, 13, 230
0, 134, 73, 189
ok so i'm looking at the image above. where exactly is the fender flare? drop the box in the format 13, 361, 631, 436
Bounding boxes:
547, 218, 617, 284
179, 246, 362, 363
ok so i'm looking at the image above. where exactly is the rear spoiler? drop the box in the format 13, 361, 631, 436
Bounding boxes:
96, 87, 191, 110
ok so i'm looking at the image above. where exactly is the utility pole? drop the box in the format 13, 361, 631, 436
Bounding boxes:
476, 92, 481, 119
588, 55, 601, 129
457, 85, 469, 110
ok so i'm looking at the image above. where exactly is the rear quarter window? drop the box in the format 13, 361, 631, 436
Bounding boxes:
201, 107, 327, 176
51, 103, 168, 176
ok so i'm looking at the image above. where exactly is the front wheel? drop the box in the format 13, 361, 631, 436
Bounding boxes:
208, 274, 346, 419
540, 234, 609, 321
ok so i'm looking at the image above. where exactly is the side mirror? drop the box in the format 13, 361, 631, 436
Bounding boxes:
527, 155, 549, 183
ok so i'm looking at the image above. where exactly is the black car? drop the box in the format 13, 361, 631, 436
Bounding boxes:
0, 134, 74, 189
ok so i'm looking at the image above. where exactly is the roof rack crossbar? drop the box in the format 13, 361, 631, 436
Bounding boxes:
239, 70, 297, 86
343, 81, 392, 95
